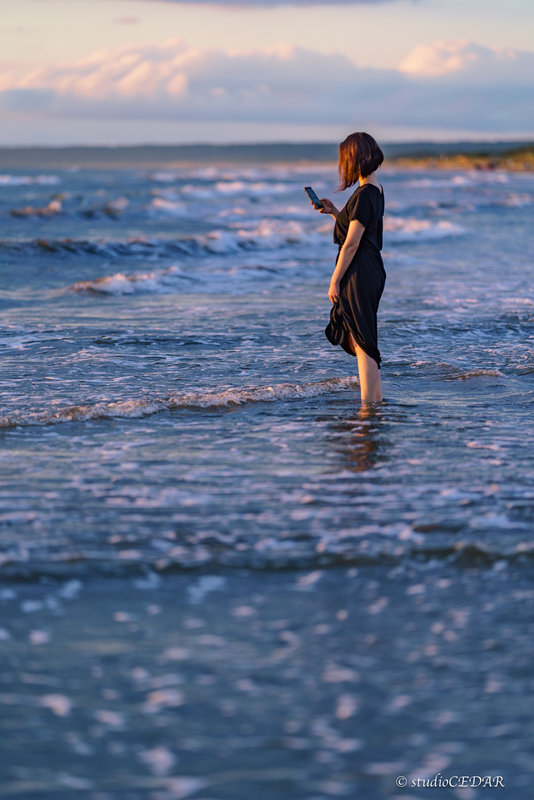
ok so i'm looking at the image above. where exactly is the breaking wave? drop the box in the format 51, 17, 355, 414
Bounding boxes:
180, 180, 294, 199
384, 216, 467, 242
0, 174, 61, 186
0, 220, 326, 260
69, 266, 193, 295
411, 362, 506, 381
146, 197, 187, 216
0, 376, 359, 428
0, 215, 465, 262
405, 172, 509, 189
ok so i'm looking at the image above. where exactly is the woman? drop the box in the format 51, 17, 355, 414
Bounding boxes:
314, 132, 386, 403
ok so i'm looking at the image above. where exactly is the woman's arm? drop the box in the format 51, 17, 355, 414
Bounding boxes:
328, 219, 365, 303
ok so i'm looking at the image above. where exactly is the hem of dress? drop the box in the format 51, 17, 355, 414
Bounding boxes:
325, 322, 381, 369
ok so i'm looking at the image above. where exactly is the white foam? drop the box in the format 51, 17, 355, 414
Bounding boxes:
0, 174, 60, 186
105, 197, 129, 214
10, 200, 62, 218
149, 171, 178, 183
179, 180, 294, 199
14, 217, 326, 262
405, 171, 509, 189
236, 219, 305, 249
384, 216, 466, 242
180, 184, 218, 199
183, 164, 332, 182
1, 376, 359, 427
411, 361, 506, 381
201, 230, 242, 254
147, 197, 187, 216
466, 170, 509, 183
70, 266, 188, 295
405, 175, 474, 189
200, 219, 324, 254
214, 180, 292, 196
500, 193, 533, 207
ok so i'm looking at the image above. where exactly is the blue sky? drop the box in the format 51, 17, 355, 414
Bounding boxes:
0, 0, 532, 144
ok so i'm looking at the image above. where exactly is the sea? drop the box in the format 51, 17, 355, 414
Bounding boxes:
1, 154, 534, 799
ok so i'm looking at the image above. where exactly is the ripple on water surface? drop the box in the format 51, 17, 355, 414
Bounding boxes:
0, 165, 534, 581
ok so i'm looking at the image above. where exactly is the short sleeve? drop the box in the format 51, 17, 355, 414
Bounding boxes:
348, 189, 375, 228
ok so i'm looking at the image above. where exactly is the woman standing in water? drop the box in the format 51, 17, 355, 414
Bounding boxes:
314, 132, 386, 403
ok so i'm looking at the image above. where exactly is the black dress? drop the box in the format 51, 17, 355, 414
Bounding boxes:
325, 183, 386, 367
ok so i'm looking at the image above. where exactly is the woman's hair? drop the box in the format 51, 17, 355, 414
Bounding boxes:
338, 132, 384, 190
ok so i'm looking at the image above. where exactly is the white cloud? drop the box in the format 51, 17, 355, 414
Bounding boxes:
399, 40, 484, 77
0, 39, 533, 134
399, 40, 534, 84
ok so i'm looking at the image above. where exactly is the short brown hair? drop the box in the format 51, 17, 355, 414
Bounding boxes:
338, 132, 384, 191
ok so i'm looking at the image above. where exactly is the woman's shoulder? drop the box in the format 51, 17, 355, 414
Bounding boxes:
347, 183, 383, 208
359, 182, 383, 194
349, 183, 382, 199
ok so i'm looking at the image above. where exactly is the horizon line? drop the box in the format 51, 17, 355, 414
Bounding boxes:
0, 138, 533, 151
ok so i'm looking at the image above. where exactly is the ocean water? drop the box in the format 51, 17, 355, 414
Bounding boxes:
1, 161, 534, 798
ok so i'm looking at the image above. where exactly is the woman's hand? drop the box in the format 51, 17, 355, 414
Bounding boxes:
328, 278, 341, 304
316, 198, 338, 216
327, 221, 364, 305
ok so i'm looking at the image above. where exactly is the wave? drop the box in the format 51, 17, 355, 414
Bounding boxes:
146, 172, 298, 197
497, 193, 534, 207
147, 165, 332, 182
10, 200, 62, 218
2, 534, 533, 581
0, 376, 359, 428
180, 180, 294, 200
411, 362, 505, 381
146, 197, 187, 217
68, 262, 294, 295
404, 171, 509, 189
219, 203, 318, 221
405, 175, 474, 189
384, 216, 467, 242
148, 171, 180, 182
70, 266, 194, 295
0, 174, 61, 186
0, 220, 326, 260
449, 369, 505, 381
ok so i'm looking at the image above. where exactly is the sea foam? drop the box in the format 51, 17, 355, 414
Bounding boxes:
0, 376, 359, 428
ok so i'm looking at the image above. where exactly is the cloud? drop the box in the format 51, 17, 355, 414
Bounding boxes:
399, 40, 534, 84
0, 39, 533, 134
399, 40, 484, 77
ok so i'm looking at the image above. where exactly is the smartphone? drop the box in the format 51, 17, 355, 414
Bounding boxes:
303, 186, 323, 210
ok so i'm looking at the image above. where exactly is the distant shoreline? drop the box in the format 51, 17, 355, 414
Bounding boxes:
0, 141, 532, 170
388, 148, 534, 173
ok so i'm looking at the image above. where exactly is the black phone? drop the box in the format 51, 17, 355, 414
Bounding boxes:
303, 186, 323, 210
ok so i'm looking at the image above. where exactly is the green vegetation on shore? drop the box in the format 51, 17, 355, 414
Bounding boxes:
387, 143, 534, 171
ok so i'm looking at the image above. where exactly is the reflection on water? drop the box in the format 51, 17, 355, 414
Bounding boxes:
331, 402, 387, 473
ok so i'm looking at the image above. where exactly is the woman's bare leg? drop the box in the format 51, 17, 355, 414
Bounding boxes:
349, 333, 382, 403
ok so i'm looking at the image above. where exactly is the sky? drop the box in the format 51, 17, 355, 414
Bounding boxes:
0, 0, 532, 145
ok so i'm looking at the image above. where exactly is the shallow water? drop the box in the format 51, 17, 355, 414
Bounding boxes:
2, 565, 534, 799
1, 161, 534, 797
1, 163, 534, 574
